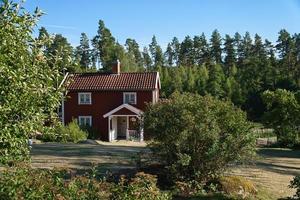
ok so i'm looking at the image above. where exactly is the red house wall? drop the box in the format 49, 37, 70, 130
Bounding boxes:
63, 90, 153, 141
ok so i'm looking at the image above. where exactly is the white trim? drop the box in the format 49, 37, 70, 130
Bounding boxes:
78, 116, 92, 126
126, 116, 129, 140
58, 72, 69, 89
61, 94, 65, 125
155, 72, 161, 89
103, 104, 143, 118
108, 116, 112, 142
78, 92, 92, 105
123, 92, 137, 104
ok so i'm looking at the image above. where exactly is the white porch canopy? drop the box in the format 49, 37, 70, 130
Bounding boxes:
103, 104, 144, 142
103, 103, 143, 118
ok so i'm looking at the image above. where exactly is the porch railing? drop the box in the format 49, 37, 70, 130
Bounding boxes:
127, 129, 141, 141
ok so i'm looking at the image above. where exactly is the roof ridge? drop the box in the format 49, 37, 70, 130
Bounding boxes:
69, 71, 157, 75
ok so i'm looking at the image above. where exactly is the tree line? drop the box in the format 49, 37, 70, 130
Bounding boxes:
39, 20, 300, 120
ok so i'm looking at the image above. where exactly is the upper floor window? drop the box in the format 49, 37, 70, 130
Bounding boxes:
123, 92, 137, 104
78, 116, 92, 127
78, 92, 91, 105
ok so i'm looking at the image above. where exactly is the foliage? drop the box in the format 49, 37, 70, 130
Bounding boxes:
0, 0, 63, 165
262, 89, 300, 146
42, 120, 87, 143
144, 92, 256, 183
290, 175, 300, 199
112, 172, 171, 200
0, 166, 170, 200
0, 164, 112, 200
218, 176, 257, 199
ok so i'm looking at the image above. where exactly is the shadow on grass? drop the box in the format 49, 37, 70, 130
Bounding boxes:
257, 148, 300, 159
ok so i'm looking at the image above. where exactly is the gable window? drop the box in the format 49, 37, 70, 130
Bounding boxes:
78, 116, 92, 127
123, 92, 137, 104
78, 93, 91, 105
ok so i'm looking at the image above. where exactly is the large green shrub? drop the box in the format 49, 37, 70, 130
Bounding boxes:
262, 89, 300, 147
144, 92, 256, 182
0, 1, 62, 164
42, 120, 87, 143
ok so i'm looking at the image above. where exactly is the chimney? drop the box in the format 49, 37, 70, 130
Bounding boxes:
112, 59, 121, 74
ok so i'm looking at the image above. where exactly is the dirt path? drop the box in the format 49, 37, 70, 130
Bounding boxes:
228, 148, 300, 199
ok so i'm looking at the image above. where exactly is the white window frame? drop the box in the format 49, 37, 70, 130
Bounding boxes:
78, 116, 92, 127
123, 92, 137, 105
78, 92, 92, 105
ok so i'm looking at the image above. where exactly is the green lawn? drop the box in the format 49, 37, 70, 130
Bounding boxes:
31, 143, 300, 199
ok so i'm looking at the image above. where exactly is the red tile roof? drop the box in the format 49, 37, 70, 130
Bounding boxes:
64, 72, 159, 91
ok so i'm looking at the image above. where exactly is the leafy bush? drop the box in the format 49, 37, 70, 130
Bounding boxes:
144, 92, 256, 183
0, 166, 170, 200
290, 175, 300, 199
41, 120, 87, 143
262, 89, 300, 147
112, 172, 171, 200
0, 164, 112, 200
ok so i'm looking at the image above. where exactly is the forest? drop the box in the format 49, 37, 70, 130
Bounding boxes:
40, 20, 300, 121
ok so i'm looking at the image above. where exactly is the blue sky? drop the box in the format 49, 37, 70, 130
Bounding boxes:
25, 0, 300, 49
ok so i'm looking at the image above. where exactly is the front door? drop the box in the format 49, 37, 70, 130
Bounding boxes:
117, 117, 127, 139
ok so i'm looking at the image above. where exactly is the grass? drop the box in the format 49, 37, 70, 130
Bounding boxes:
30, 142, 300, 199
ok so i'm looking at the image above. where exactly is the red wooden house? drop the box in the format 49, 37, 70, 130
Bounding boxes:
61, 61, 160, 142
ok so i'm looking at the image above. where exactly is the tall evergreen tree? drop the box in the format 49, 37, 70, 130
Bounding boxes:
76, 33, 91, 70
149, 35, 164, 68
224, 34, 236, 75
252, 34, 267, 61
240, 32, 253, 62
210, 30, 222, 64
142, 47, 152, 70
206, 64, 225, 97
193, 33, 210, 66
179, 36, 194, 66
125, 38, 143, 67
164, 37, 180, 66
276, 29, 296, 78
93, 20, 116, 71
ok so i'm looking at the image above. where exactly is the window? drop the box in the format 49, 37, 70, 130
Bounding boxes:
78, 116, 92, 127
78, 93, 91, 104
123, 92, 137, 104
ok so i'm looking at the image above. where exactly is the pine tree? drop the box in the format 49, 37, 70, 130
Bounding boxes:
142, 47, 152, 70
210, 30, 222, 64
149, 35, 164, 68
276, 29, 296, 78
93, 20, 116, 71
164, 37, 180, 66
195, 66, 209, 95
206, 64, 225, 97
125, 38, 143, 67
179, 36, 194, 66
76, 33, 91, 70
240, 32, 253, 62
252, 34, 267, 61
224, 34, 236, 75
234, 32, 243, 64
193, 33, 210, 66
